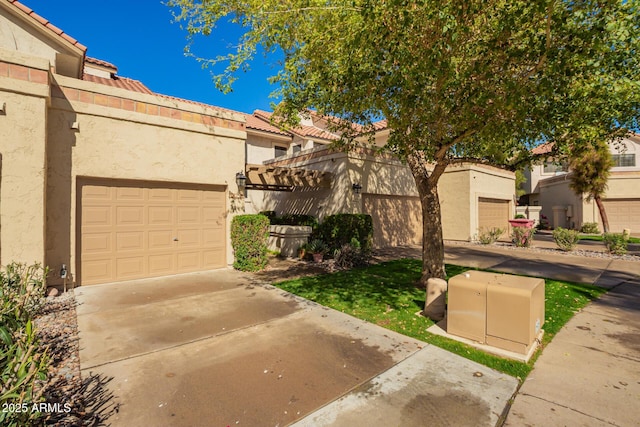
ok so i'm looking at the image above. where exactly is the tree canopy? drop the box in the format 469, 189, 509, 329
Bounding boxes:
170, 0, 640, 281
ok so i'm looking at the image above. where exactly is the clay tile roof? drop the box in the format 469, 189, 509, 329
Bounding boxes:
85, 56, 118, 72
373, 119, 388, 131
246, 114, 291, 137
6, 0, 87, 52
531, 141, 554, 155
253, 109, 338, 141
83, 73, 153, 95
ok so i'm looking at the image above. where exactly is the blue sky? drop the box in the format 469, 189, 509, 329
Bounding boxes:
25, 0, 279, 114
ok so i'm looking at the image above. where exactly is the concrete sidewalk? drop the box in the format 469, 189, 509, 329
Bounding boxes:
446, 243, 640, 427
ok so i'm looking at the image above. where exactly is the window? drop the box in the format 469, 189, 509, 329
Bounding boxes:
274, 145, 287, 158
292, 145, 301, 154
543, 161, 568, 174
612, 153, 635, 167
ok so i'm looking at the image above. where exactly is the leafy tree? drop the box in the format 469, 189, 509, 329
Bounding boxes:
568, 137, 615, 233
169, 0, 640, 284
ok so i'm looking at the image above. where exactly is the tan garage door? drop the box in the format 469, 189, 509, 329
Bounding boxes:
363, 195, 422, 248
602, 199, 640, 233
478, 198, 510, 238
79, 180, 226, 285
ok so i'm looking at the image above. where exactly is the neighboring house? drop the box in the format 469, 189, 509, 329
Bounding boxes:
522, 134, 640, 233
243, 114, 516, 246
0, 0, 247, 287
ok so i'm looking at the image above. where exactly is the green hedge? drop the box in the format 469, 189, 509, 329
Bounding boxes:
259, 211, 318, 229
231, 215, 270, 271
314, 214, 373, 254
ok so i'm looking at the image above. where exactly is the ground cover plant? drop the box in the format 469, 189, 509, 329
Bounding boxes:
579, 234, 640, 244
273, 259, 605, 381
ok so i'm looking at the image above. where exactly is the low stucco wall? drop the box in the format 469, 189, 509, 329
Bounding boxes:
45, 74, 246, 285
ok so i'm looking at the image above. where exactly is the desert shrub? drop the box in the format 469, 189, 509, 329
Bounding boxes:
512, 227, 536, 247
552, 227, 581, 252
306, 239, 328, 255
1, 263, 49, 427
333, 238, 371, 269
603, 233, 628, 255
580, 222, 600, 234
231, 214, 270, 271
314, 214, 373, 254
477, 227, 504, 245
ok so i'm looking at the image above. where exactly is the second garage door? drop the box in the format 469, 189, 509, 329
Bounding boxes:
79, 179, 226, 286
363, 194, 422, 248
478, 198, 510, 238
602, 199, 640, 233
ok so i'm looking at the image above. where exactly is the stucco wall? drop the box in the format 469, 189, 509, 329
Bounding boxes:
439, 166, 471, 241
0, 51, 50, 267
46, 75, 246, 285
469, 164, 515, 238
537, 176, 583, 229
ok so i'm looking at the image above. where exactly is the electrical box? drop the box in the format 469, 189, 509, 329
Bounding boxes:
447, 271, 545, 355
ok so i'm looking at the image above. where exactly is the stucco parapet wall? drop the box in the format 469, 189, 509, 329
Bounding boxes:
51, 73, 246, 131
453, 162, 515, 179
0, 52, 50, 98
50, 75, 246, 140
265, 145, 403, 168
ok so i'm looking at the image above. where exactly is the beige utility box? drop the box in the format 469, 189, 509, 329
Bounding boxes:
447, 271, 545, 355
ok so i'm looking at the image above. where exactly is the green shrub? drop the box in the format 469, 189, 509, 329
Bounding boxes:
514, 214, 526, 219
333, 238, 371, 269
1, 263, 49, 427
477, 227, 504, 245
603, 233, 628, 255
314, 214, 373, 254
552, 227, 581, 252
231, 214, 270, 271
580, 222, 600, 234
272, 214, 318, 229
258, 210, 277, 222
512, 227, 536, 247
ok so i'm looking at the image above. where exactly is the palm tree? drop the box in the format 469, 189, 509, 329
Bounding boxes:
569, 139, 614, 233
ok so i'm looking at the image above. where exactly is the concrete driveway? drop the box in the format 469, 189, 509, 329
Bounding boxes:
75, 268, 517, 427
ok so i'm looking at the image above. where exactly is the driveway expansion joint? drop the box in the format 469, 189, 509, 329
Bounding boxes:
518, 393, 620, 426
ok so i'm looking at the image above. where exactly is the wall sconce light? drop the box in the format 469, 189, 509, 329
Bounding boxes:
235, 172, 246, 192
70, 121, 80, 131
0, 101, 6, 114
352, 183, 362, 195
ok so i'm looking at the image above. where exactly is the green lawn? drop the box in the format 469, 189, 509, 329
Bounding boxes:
273, 259, 606, 381
580, 234, 640, 244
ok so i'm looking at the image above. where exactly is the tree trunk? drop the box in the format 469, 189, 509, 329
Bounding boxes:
407, 154, 447, 285
594, 195, 610, 233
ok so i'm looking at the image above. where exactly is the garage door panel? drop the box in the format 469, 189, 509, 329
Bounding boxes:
83, 185, 110, 200
478, 198, 509, 238
83, 206, 111, 226
148, 188, 174, 201
149, 206, 173, 225
177, 252, 200, 270
116, 231, 145, 251
116, 257, 145, 278
149, 254, 175, 275
176, 229, 200, 247
80, 180, 226, 286
116, 187, 144, 200
363, 195, 422, 248
203, 249, 224, 267
602, 199, 640, 233
82, 260, 112, 283
148, 230, 174, 250
116, 206, 145, 225
82, 233, 111, 253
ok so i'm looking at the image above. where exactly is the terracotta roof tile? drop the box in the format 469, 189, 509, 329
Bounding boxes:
6, 0, 87, 52
85, 57, 118, 72
83, 73, 153, 94
245, 114, 291, 137
531, 142, 554, 155
253, 109, 338, 141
